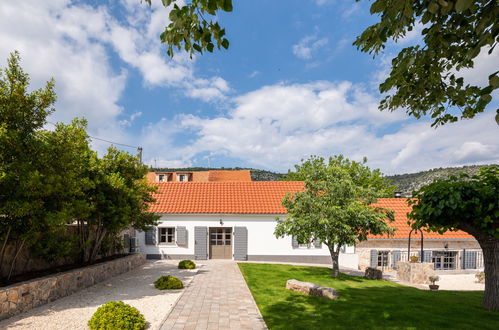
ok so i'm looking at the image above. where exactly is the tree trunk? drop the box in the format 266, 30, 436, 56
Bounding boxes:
328, 245, 340, 278
0, 226, 11, 277
7, 239, 25, 281
477, 236, 499, 311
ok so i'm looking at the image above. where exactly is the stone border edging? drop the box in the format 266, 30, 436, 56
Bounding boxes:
0, 253, 146, 320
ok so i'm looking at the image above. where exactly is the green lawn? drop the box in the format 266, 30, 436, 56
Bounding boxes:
238, 263, 499, 330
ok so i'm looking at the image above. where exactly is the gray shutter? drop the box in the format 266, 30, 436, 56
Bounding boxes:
464, 250, 477, 269
145, 227, 156, 245
124, 234, 130, 249
291, 236, 298, 248
392, 250, 401, 268
176, 226, 187, 247
194, 226, 208, 260
234, 226, 248, 261
423, 250, 432, 263
370, 249, 378, 267
314, 238, 322, 249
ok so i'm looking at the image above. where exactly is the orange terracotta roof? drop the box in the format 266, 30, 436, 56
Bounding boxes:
369, 198, 474, 240
208, 170, 252, 182
148, 182, 474, 240
149, 181, 304, 214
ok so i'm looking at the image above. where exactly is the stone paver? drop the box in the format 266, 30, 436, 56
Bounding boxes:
161, 260, 267, 330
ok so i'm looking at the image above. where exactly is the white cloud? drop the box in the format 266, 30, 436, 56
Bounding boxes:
314, 0, 333, 5
177, 81, 498, 174
0, 0, 231, 157
292, 35, 328, 60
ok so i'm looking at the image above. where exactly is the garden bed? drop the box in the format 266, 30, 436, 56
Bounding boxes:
0, 260, 197, 329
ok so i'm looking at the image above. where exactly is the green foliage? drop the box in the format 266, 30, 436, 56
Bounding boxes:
275, 155, 395, 277
178, 259, 196, 269
408, 165, 499, 310
154, 275, 184, 290
87, 301, 146, 330
238, 263, 499, 329
408, 165, 499, 238
354, 0, 498, 126
145, 0, 232, 58
0, 52, 159, 279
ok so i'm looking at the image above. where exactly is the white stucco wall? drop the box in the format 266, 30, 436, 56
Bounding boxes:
136, 214, 358, 269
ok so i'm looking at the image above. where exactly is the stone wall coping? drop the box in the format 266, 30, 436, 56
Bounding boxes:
0, 253, 146, 320
0, 254, 143, 291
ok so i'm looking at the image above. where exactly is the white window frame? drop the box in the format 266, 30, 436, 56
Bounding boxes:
158, 174, 165, 182
377, 251, 389, 267
158, 227, 175, 245
177, 173, 189, 182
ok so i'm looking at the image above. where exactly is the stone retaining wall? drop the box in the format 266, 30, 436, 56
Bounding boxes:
0, 253, 146, 320
396, 261, 435, 284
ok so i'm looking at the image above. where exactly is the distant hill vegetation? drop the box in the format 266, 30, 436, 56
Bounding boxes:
151, 167, 284, 181
152, 164, 494, 196
385, 165, 493, 196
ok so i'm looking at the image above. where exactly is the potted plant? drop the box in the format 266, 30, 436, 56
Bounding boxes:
410, 255, 419, 263
428, 275, 440, 291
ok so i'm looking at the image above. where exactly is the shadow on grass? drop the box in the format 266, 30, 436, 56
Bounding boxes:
262, 286, 498, 330
286, 266, 364, 282
239, 263, 499, 330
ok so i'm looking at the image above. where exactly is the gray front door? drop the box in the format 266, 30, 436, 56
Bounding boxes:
209, 227, 232, 259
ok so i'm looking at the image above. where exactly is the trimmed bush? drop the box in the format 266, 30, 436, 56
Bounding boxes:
178, 259, 196, 269
88, 301, 146, 330
154, 275, 184, 290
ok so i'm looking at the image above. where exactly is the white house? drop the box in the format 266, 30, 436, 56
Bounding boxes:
137, 181, 358, 268
136, 177, 482, 271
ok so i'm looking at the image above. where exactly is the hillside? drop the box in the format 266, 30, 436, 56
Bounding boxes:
385, 165, 492, 196
152, 164, 494, 196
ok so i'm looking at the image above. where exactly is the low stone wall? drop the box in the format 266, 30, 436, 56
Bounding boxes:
0, 253, 146, 320
396, 261, 435, 284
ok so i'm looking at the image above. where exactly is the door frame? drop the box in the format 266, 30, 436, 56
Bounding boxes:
208, 227, 233, 259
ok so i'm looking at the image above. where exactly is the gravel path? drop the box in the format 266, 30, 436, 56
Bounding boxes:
0, 260, 198, 330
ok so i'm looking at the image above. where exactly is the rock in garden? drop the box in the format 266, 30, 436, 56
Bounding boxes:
285, 279, 339, 299
364, 267, 383, 280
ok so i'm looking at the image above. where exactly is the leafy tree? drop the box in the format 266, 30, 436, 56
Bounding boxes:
275, 155, 395, 277
409, 165, 499, 311
78, 147, 159, 263
144, 0, 232, 58
151, 0, 498, 126
0, 51, 57, 280
354, 0, 498, 126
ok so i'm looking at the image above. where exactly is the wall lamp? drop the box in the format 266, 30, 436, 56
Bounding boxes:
219, 219, 224, 226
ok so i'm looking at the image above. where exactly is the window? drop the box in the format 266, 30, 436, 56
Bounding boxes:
158, 227, 175, 244
377, 251, 389, 267
158, 174, 165, 182
177, 174, 189, 182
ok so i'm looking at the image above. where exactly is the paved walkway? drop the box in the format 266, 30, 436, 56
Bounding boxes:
160, 260, 267, 330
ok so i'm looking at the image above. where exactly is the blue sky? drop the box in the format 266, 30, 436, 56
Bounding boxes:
1, 0, 497, 174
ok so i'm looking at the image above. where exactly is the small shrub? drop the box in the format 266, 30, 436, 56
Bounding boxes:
178, 260, 196, 269
88, 301, 146, 330
475, 272, 485, 283
410, 255, 419, 263
428, 275, 440, 285
154, 275, 184, 290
